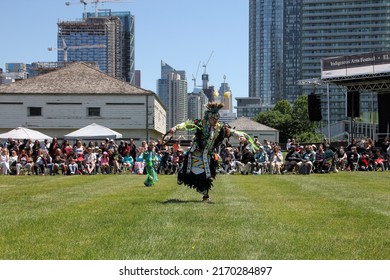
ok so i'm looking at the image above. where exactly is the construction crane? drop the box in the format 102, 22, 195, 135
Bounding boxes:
202, 50, 214, 74
201, 51, 214, 90
48, 38, 106, 62
65, 0, 131, 17
65, 1, 88, 18
191, 60, 201, 89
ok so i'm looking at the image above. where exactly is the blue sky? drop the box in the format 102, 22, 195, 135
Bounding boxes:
0, 0, 249, 104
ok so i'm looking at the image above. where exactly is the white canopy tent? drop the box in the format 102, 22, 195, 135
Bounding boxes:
64, 123, 123, 140
0, 127, 53, 141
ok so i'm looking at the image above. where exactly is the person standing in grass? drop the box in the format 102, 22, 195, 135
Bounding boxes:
167, 101, 257, 201
143, 140, 159, 187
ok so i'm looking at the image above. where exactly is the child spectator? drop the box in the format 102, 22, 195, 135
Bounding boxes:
372, 149, 385, 171
99, 151, 110, 174
134, 147, 145, 175
122, 151, 134, 173
84, 147, 96, 175
76, 152, 85, 174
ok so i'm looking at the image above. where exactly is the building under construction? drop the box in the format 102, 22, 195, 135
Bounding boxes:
56, 10, 135, 83
28, 62, 98, 77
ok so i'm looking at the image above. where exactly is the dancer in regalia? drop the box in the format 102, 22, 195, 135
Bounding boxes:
143, 141, 159, 187
167, 102, 257, 201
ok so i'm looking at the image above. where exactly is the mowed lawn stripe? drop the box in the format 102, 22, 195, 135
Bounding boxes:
238, 173, 390, 259
0, 175, 150, 259
0, 173, 389, 260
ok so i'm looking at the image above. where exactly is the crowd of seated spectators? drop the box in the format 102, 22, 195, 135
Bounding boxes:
217, 136, 389, 175
0, 135, 389, 176
0, 137, 136, 176
279, 137, 390, 175
0, 136, 186, 176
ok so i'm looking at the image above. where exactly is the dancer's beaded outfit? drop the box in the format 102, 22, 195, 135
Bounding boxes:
143, 141, 159, 187
168, 102, 256, 201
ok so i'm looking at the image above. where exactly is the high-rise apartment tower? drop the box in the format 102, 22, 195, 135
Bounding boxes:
248, 0, 302, 105
244, 0, 390, 128
157, 61, 188, 131
302, 0, 390, 123
57, 10, 135, 83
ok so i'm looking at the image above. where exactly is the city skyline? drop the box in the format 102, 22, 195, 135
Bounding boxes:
0, 0, 248, 107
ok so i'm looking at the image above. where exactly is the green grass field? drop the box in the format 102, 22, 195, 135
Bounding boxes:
0, 172, 389, 260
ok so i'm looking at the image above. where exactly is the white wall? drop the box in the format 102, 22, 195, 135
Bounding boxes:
0, 93, 166, 141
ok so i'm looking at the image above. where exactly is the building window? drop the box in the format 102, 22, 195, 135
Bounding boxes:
28, 107, 42, 116
88, 107, 101, 117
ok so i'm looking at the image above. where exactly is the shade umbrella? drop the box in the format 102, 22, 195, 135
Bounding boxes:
0, 127, 53, 142
64, 123, 123, 140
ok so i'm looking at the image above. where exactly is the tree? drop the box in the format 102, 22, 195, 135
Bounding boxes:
254, 95, 323, 144
273, 99, 292, 115
291, 95, 322, 142
254, 100, 293, 143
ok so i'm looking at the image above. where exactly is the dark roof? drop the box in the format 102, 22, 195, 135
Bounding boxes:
229, 116, 278, 131
0, 62, 152, 95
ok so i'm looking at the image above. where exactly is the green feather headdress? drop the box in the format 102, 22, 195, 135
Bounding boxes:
205, 102, 224, 121
205, 102, 224, 113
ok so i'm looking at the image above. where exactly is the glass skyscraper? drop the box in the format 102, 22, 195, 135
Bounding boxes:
88, 11, 135, 84
157, 61, 188, 131
246, 0, 390, 127
242, 0, 302, 117
57, 10, 135, 84
249, 0, 284, 105
302, 0, 390, 123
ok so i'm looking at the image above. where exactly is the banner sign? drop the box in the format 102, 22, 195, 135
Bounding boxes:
321, 51, 390, 79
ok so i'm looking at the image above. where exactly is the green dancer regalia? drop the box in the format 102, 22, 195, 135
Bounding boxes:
167, 102, 257, 201
143, 141, 159, 187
